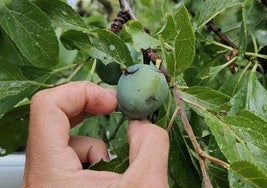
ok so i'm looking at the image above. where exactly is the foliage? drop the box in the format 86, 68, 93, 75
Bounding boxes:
0, 0, 267, 187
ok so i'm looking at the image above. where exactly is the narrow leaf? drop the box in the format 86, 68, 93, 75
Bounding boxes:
172, 5, 195, 76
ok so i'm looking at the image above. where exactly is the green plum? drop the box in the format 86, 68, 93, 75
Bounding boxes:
117, 64, 169, 119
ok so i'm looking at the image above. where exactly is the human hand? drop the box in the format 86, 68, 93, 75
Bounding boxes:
22, 82, 169, 188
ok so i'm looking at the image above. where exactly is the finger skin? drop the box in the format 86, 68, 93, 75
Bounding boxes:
120, 120, 170, 188
24, 82, 118, 187
28, 81, 117, 152
68, 135, 109, 164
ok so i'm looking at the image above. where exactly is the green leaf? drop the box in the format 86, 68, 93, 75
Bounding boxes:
32, 0, 88, 31
209, 63, 231, 81
0, 0, 59, 69
0, 29, 31, 66
196, 0, 243, 29
229, 161, 267, 188
157, 13, 177, 41
205, 115, 267, 172
238, 110, 267, 124
0, 104, 29, 156
230, 66, 267, 121
0, 64, 32, 102
245, 1, 267, 33
95, 60, 122, 85
221, 114, 267, 138
95, 29, 134, 66
89, 157, 129, 174
71, 116, 100, 138
181, 86, 231, 112
219, 69, 247, 97
60, 29, 90, 50
208, 136, 230, 187
168, 5, 195, 76
168, 122, 201, 187
238, 0, 249, 58
60, 29, 132, 66
0, 0, 10, 10
139, 0, 152, 6
0, 63, 48, 114
125, 20, 160, 51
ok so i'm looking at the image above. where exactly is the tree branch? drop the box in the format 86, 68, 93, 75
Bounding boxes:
206, 20, 238, 74
118, 0, 136, 19
171, 85, 213, 188
206, 20, 237, 49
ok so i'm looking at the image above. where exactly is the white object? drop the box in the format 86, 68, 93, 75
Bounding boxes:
0, 154, 25, 188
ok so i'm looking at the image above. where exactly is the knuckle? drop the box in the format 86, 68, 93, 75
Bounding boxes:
31, 89, 49, 106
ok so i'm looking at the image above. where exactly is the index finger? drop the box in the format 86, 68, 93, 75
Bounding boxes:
28, 82, 117, 151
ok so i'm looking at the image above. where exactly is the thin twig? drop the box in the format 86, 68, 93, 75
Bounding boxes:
200, 151, 230, 169
28, 80, 53, 88
167, 106, 179, 132
172, 85, 213, 188
172, 85, 202, 153
206, 20, 237, 49
199, 158, 213, 188
206, 20, 238, 74
54, 63, 85, 86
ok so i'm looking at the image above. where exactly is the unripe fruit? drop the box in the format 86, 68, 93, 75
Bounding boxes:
117, 64, 169, 119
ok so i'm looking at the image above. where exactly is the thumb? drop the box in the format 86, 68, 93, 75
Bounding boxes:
125, 120, 169, 186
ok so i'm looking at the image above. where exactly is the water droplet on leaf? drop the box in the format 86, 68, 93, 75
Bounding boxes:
109, 45, 115, 51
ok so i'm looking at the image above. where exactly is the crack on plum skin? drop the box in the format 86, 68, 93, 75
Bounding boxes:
145, 96, 158, 105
